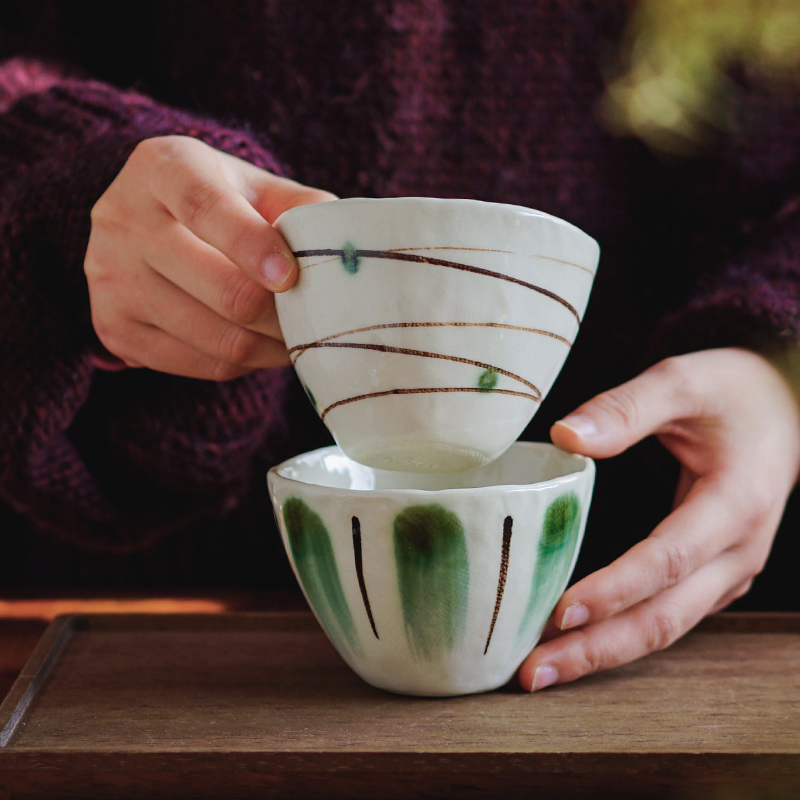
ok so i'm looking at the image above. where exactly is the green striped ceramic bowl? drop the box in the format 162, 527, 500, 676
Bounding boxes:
268, 442, 594, 696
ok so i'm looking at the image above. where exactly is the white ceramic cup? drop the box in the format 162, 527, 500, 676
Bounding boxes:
274, 198, 600, 473
268, 442, 595, 696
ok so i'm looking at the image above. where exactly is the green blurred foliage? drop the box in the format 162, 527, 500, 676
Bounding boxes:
601, 0, 800, 154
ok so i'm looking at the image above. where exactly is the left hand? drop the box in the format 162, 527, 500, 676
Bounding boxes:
518, 348, 800, 692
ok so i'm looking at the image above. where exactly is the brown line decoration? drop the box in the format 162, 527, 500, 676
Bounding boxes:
484, 516, 513, 655
352, 516, 379, 640
295, 247, 595, 275
386, 247, 595, 275
293, 249, 581, 322
320, 387, 540, 421
290, 341, 541, 396
288, 322, 572, 356
386, 246, 513, 254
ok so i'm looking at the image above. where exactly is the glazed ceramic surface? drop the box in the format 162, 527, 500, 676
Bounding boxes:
274, 198, 600, 473
268, 442, 595, 696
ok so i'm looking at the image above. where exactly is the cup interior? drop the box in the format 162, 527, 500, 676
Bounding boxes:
274, 442, 590, 492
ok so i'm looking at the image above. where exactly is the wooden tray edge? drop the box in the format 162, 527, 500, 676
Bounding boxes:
0, 615, 80, 747
0, 611, 322, 749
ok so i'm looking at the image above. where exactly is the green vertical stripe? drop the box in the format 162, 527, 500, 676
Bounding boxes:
517, 492, 582, 643
283, 497, 359, 655
393, 504, 469, 660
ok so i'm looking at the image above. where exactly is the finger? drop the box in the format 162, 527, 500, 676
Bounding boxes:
710, 577, 753, 613
518, 549, 741, 691
146, 137, 303, 292
109, 321, 252, 381
144, 219, 283, 339
136, 265, 291, 369
553, 476, 745, 631
217, 152, 337, 223
551, 357, 698, 458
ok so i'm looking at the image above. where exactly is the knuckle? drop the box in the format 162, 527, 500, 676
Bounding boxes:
132, 137, 159, 159
128, 137, 164, 172
217, 323, 261, 366
658, 540, 694, 587
652, 355, 688, 384
219, 271, 269, 325
724, 476, 778, 530
646, 608, 682, 652
132, 135, 175, 163
594, 386, 639, 429
90, 193, 125, 229
146, 135, 210, 164
83, 249, 101, 281
745, 482, 778, 526
653, 356, 694, 408
578, 634, 616, 676
181, 180, 224, 227
89, 194, 108, 224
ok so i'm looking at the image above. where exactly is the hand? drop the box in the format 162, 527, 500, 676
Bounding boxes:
85, 135, 335, 379
518, 348, 800, 691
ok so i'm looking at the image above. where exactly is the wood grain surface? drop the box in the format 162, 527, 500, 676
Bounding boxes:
0, 612, 798, 800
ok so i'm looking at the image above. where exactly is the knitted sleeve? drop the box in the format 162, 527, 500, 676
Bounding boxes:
650, 208, 800, 360
651, 219, 800, 360
0, 59, 293, 552
648, 88, 800, 363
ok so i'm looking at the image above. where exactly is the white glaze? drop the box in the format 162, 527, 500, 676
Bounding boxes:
268, 442, 595, 696
275, 198, 600, 472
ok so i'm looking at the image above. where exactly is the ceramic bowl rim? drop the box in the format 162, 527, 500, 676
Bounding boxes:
274, 196, 599, 248
267, 442, 594, 500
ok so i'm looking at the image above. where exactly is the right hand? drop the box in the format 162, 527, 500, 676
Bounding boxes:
85, 135, 335, 379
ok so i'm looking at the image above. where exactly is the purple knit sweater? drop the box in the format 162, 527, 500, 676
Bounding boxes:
1, 1, 800, 586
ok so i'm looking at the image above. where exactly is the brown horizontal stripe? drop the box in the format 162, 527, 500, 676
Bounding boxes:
387, 247, 595, 275
291, 341, 541, 397
387, 246, 513, 254
295, 246, 595, 275
320, 387, 540, 421
287, 321, 573, 354
293, 249, 581, 322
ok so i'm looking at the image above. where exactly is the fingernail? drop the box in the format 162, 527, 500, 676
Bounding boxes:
263, 251, 294, 289
531, 665, 558, 692
557, 414, 597, 439
560, 603, 590, 630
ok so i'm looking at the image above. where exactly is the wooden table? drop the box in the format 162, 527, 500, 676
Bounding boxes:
0, 604, 798, 799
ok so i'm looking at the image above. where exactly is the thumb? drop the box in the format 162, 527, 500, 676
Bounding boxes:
220, 152, 336, 292
551, 360, 690, 458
